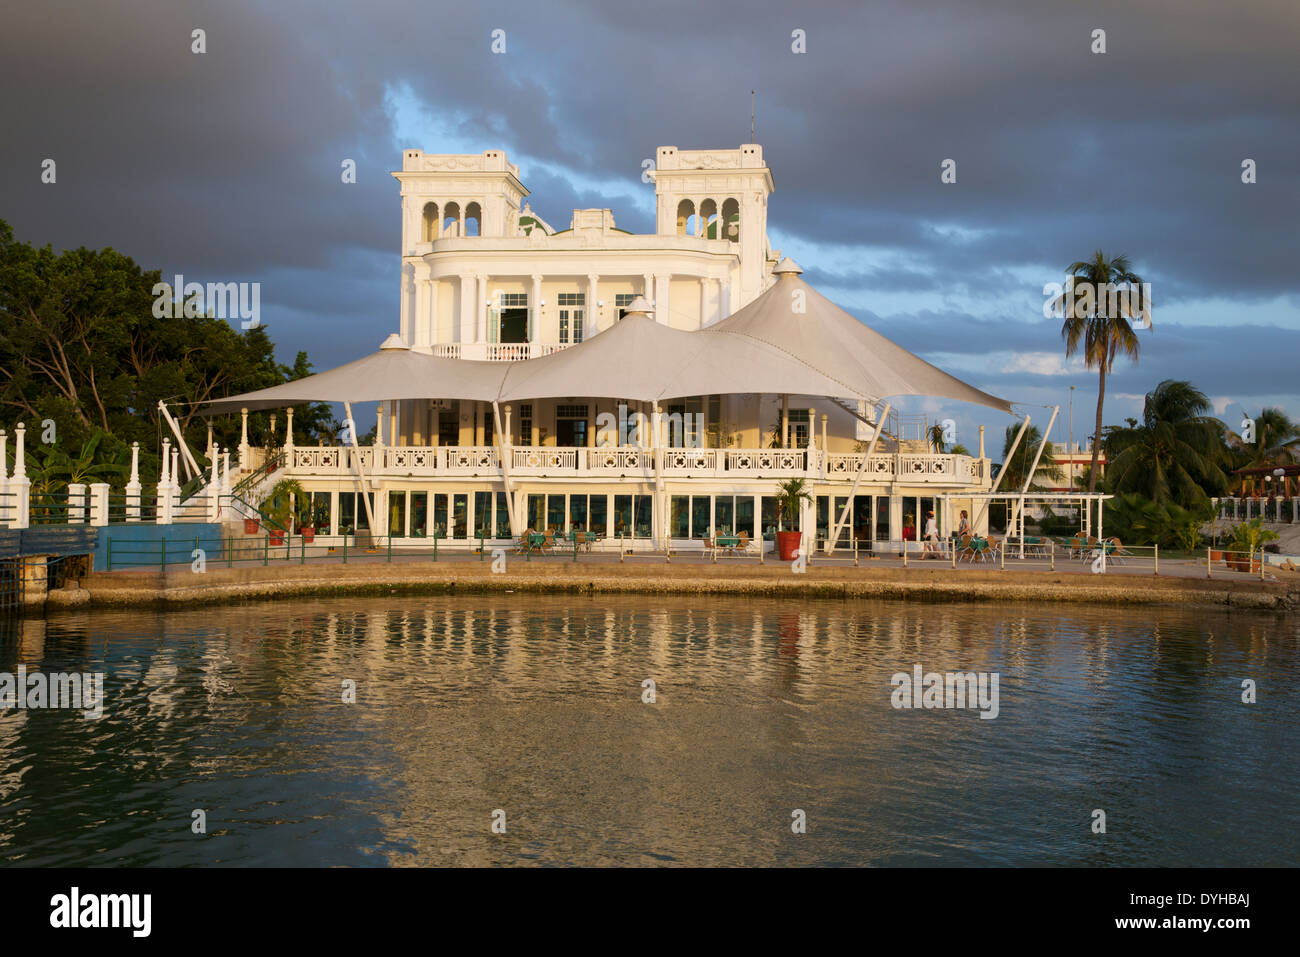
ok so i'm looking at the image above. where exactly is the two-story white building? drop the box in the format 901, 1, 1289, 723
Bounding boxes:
204, 143, 1010, 552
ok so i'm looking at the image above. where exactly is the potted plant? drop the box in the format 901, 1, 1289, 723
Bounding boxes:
261, 478, 305, 546
300, 499, 328, 543
243, 516, 260, 535
773, 478, 813, 561
1225, 518, 1278, 572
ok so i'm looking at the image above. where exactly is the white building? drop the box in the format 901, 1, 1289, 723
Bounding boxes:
208, 144, 1007, 552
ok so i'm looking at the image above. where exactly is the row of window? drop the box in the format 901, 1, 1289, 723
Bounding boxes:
304, 490, 941, 543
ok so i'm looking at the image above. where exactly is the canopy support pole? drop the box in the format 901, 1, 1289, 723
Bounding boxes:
158, 400, 203, 482
1010, 405, 1058, 541
492, 400, 518, 536
976, 414, 1030, 532
827, 401, 890, 554
343, 401, 377, 535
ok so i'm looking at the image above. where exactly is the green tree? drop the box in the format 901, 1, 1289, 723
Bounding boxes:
1056, 250, 1145, 493
1103, 380, 1228, 505
997, 424, 1064, 492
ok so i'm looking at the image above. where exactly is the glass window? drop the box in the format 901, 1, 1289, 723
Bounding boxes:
474, 491, 492, 538
569, 494, 588, 531
715, 496, 735, 535
389, 490, 407, 538
547, 494, 565, 531
761, 496, 779, 538
692, 496, 711, 538
670, 495, 689, 538
339, 492, 356, 535
614, 495, 632, 538
736, 496, 755, 538
589, 495, 608, 536
434, 494, 448, 538
411, 491, 428, 537
876, 496, 890, 540
527, 494, 544, 532
452, 494, 467, 538
632, 495, 652, 538
495, 491, 510, 538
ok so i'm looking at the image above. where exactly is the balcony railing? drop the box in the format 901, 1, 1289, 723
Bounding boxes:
431, 342, 571, 361
285, 446, 985, 484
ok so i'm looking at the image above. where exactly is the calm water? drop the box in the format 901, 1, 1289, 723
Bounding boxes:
1, 595, 1297, 867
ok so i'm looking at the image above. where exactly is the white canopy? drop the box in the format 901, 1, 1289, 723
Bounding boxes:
708, 259, 1013, 413
201, 272, 1013, 414
201, 334, 507, 413
495, 300, 874, 403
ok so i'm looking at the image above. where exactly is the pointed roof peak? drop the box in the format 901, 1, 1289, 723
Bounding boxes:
773, 258, 803, 276
379, 333, 409, 350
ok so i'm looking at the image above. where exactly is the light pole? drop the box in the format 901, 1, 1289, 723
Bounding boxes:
1068, 385, 1075, 491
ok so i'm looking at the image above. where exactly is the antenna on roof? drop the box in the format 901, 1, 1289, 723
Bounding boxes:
750, 90, 755, 143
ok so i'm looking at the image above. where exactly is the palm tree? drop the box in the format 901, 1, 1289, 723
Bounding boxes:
1057, 250, 1145, 492
1227, 407, 1300, 468
927, 423, 947, 454
997, 424, 1065, 491
1103, 380, 1228, 505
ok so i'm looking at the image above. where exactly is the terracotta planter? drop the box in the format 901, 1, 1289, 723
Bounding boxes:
269, 530, 286, 546
243, 518, 260, 534
301, 527, 315, 543
1227, 557, 1260, 573
1209, 549, 1223, 562
776, 530, 802, 561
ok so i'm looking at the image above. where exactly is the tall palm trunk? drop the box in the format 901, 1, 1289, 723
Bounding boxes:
1089, 364, 1106, 493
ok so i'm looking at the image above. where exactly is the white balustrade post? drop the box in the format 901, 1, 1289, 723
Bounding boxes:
221, 449, 231, 495
170, 447, 181, 513
285, 406, 295, 462
10, 423, 29, 530
807, 407, 816, 474
89, 483, 110, 527
67, 483, 86, 524
0, 429, 8, 525
376, 403, 385, 449
239, 407, 250, 472
156, 438, 173, 525
126, 441, 142, 522
208, 449, 221, 522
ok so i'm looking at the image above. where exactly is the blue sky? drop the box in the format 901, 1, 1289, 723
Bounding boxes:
2, 0, 1296, 459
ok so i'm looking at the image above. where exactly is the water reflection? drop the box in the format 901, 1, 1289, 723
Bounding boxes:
0, 596, 1297, 866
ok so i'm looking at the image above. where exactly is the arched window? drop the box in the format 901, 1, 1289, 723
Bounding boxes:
422, 202, 439, 241
699, 199, 719, 239
675, 199, 695, 237
442, 201, 461, 238
721, 198, 740, 241
465, 202, 482, 237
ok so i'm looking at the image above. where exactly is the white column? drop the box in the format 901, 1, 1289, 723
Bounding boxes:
206, 423, 214, 460
285, 407, 295, 459
376, 403, 386, 448
126, 441, 142, 522
586, 274, 599, 337
0, 429, 8, 525
530, 274, 543, 343
68, 483, 86, 524
208, 450, 221, 522
699, 280, 709, 330
459, 276, 475, 343
221, 449, 232, 495
156, 438, 172, 525
477, 274, 488, 343
89, 483, 110, 527
413, 262, 432, 348
239, 408, 250, 471
427, 278, 440, 348
10, 424, 29, 529
653, 274, 671, 325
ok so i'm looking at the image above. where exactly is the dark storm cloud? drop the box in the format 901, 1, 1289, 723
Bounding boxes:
1, 0, 1296, 413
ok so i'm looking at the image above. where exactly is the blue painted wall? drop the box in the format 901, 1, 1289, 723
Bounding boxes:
95, 523, 225, 571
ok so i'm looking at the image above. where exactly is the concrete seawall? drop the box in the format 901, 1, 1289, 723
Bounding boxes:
62, 561, 1300, 612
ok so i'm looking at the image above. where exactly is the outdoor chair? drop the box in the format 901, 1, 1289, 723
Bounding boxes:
958, 533, 976, 562
737, 531, 751, 554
